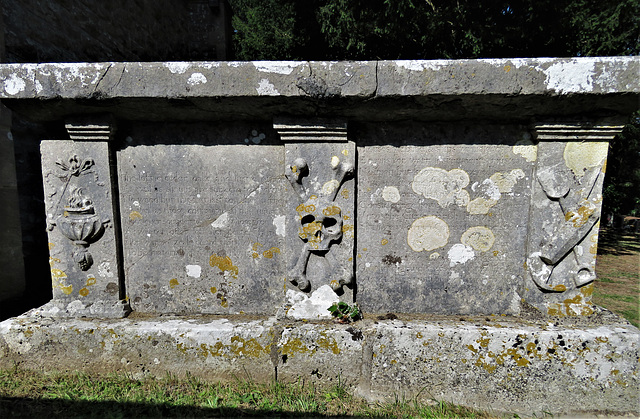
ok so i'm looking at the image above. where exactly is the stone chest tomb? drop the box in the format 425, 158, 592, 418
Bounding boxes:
0, 58, 638, 416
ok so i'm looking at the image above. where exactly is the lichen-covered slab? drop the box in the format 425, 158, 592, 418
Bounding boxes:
0, 315, 636, 416
355, 123, 533, 315
118, 122, 287, 314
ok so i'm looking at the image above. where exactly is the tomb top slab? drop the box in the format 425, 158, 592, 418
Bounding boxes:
0, 58, 638, 122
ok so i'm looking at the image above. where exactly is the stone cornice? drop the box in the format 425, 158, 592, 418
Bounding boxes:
0, 58, 638, 122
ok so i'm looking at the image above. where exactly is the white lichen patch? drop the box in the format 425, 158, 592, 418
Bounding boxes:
253, 61, 304, 75
543, 59, 596, 94
164, 62, 191, 74
211, 212, 229, 229
461, 226, 495, 252
186, 265, 202, 278
3, 73, 26, 95
563, 142, 609, 177
412, 167, 470, 207
322, 179, 340, 196
512, 139, 538, 162
97, 262, 114, 278
286, 285, 335, 319
382, 186, 401, 203
331, 155, 340, 168
407, 216, 449, 252
256, 79, 279, 96
448, 244, 475, 267
273, 215, 286, 237
490, 169, 525, 193
395, 60, 448, 72
187, 72, 207, 86
467, 178, 501, 214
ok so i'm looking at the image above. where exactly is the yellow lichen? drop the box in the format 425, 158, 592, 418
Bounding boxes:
564, 142, 609, 177
317, 332, 341, 354
281, 338, 310, 356
169, 278, 179, 288
322, 205, 341, 216
263, 247, 281, 259
129, 211, 143, 221
230, 336, 267, 357
209, 254, 238, 278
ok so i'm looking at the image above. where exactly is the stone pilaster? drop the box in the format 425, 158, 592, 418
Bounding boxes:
523, 122, 624, 316
36, 116, 129, 318
275, 118, 356, 319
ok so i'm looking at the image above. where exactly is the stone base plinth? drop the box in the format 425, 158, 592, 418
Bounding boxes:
0, 311, 637, 416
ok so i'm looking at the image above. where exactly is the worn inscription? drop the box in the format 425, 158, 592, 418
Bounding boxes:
117, 144, 285, 314
357, 142, 533, 315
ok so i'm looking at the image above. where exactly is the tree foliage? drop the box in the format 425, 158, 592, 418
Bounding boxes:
602, 112, 640, 217
228, 0, 639, 60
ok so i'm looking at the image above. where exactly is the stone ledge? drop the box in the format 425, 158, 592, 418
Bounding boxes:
0, 314, 637, 416
0, 58, 638, 122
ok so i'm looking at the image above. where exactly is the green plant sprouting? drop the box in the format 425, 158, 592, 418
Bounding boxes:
327, 301, 361, 323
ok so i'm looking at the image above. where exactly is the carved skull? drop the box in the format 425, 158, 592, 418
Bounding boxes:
297, 196, 343, 252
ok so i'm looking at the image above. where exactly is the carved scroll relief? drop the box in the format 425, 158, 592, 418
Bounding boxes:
276, 118, 356, 296
525, 123, 623, 315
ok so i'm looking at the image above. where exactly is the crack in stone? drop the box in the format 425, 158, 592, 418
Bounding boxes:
113, 65, 126, 91
93, 64, 113, 94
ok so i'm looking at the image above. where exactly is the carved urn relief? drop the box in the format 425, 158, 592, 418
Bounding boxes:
55, 186, 108, 270
49, 154, 109, 271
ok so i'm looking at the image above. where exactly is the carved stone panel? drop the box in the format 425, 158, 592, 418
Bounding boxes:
277, 119, 356, 317
117, 123, 286, 314
523, 123, 621, 316
41, 140, 126, 317
355, 123, 535, 315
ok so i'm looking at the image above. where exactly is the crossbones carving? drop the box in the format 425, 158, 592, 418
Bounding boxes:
285, 157, 354, 292
528, 162, 601, 291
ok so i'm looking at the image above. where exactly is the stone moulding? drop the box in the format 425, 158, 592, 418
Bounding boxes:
0, 57, 638, 122
0, 57, 638, 415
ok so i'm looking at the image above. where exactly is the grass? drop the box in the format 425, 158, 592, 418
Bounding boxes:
0, 368, 503, 418
594, 229, 640, 328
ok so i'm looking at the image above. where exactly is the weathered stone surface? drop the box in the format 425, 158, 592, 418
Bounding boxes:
279, 118, 355, 306
0, 315, 276, 382
0, 58, 637, 122
363, 316, 639, 416
0, 314, 636, 416
0, 58, 638, 415
523, 123, 621, 316
355, 123, 532, 315
277, 322, 364, 387
40, 139, 127, 317
118, 122, 287, 315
